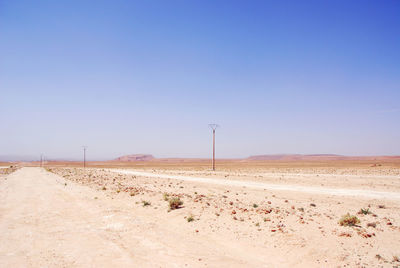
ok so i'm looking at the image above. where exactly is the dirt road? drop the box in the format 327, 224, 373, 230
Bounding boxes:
111, 169, 400, 201
0, 167, 280, 267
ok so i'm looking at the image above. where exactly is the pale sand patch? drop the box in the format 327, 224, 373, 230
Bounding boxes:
110, 169, 400, 201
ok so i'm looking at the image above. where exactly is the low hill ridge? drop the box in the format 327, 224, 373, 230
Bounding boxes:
247, 154, 400, 161
114, 154, 154, 162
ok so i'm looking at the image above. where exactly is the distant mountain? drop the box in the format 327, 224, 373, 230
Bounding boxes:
0, 155, 38, 162
248, 154, 344, 161
113, 154, 154, 162
247, 154, 400, 161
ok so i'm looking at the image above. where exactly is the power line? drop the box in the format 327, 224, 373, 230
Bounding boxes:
208, 124, 219, 171
82, 146, 87, 169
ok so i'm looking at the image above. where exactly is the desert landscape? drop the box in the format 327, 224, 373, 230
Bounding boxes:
2, 1, 399, 267
1, 157, 400, 267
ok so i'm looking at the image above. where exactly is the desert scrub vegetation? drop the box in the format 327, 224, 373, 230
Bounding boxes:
163, 193, 169, 201
142, 200, 151, 207
339, 213, 360, 227
187, 215, 194, 222
358, 208, 371, 215
169, 197, 183, 210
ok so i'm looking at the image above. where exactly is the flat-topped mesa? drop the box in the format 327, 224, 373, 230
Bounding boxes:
114, 154, 154, 162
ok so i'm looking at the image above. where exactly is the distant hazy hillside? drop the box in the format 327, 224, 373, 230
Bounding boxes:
0, 155, 38, 162
248, 154, 344, 161
247, 154, 400, 161
114, 154, 154, 162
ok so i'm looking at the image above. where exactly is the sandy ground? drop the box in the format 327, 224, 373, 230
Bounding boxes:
109, 169, 400, 200
1, 168, 273, 267
1, 166, 400, 267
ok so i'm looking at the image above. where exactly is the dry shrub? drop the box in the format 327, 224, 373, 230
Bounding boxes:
358, 208, 371, 215
339, 213, 360, 227
169, 197, 183, 210
163, 193, 169, 201
142, 200, 151, 207
187, 215, 194, 222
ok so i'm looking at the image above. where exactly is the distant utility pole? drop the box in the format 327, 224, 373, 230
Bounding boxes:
40, 154, 43, 167
82, 146, 87, 169
209, 124, 219, 171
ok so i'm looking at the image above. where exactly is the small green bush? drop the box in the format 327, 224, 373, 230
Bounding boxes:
339, 213, 360, 227
163, 193, 169, 201
142, 201, 151, 207
359, 208, 371, 215
169, 197, 183, 210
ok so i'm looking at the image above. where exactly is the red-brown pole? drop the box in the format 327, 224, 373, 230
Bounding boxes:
209, 124, 219, 171
212, 129, 215, 171
83, 146, 87, 169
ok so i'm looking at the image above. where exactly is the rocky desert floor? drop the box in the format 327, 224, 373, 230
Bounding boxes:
1, 162, 400, 267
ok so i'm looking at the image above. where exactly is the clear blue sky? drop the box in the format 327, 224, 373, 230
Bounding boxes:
0, 0, 399, 160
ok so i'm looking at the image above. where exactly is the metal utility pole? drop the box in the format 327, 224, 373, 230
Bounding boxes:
208, 124, 219, 171
40, 154, 43, 167
82, 146, 87, 169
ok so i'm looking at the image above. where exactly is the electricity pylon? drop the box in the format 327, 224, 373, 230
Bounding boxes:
208, 124, 219, 171
82, 146, 87, 169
